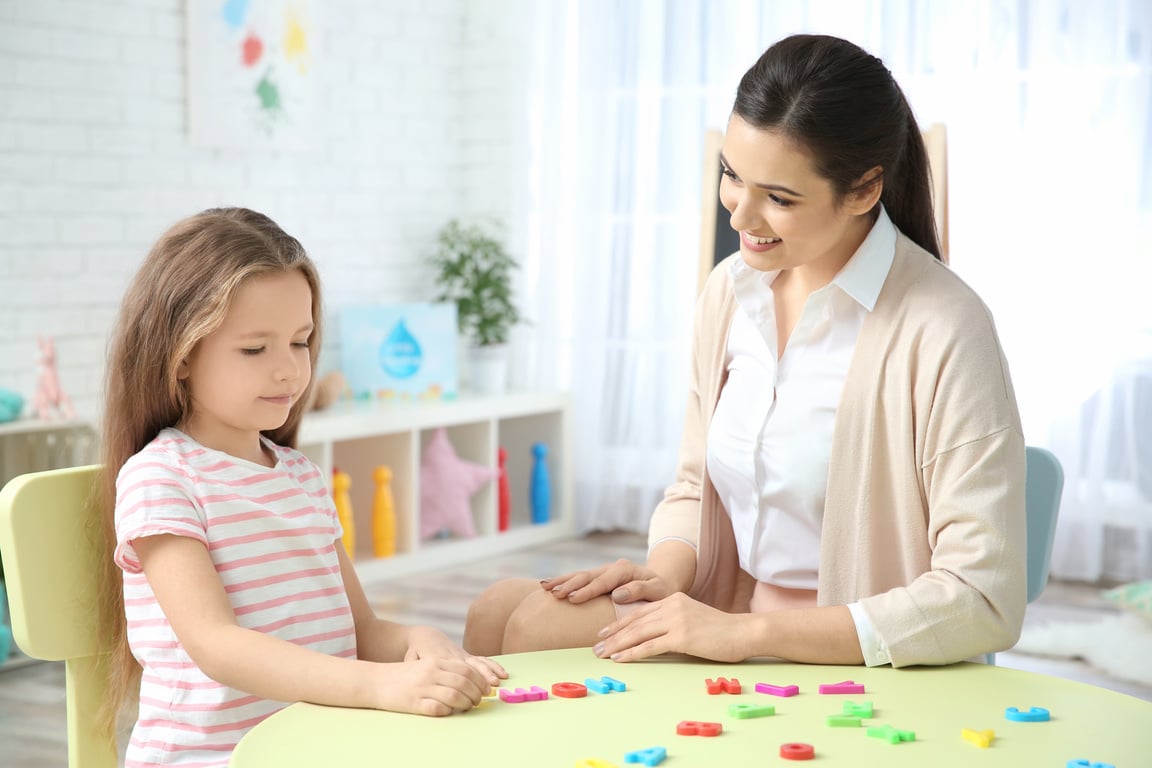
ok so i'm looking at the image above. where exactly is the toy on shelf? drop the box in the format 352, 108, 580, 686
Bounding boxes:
0, 583, 11, 662
0, 388, 23, 423
371, 465, 397, 558
32, 335, 74, 421
419, 427, 497, 540
332, 468, 356, 557
530, 442, 550, 524
497, 447, 510, 532
307, 370, 348, 411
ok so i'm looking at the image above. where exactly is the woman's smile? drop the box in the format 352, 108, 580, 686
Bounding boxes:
741, 232, 782, 252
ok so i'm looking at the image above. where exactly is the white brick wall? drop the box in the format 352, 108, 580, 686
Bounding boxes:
0, 0, 531, 418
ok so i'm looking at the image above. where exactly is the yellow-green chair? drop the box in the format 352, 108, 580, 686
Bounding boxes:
0, 465, 117, 768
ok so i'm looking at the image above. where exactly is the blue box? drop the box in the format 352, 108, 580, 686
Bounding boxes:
339, 303, 458, 400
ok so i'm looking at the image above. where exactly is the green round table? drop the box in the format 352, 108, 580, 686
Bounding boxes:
230, 648, 1151, 767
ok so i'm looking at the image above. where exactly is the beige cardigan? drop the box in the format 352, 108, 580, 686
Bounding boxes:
649, 234, 1027, 666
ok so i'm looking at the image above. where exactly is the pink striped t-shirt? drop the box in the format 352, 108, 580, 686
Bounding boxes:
114, 428, 357, 768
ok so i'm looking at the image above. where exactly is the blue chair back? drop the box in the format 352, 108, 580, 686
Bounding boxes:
1025, 446, 1064, 603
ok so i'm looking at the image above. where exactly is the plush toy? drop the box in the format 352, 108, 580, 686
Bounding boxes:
419, 427, 497, 539
0, 388, 23, 423
0, 584, 11, 661
32, 335, 74, 421
308, 370, 348, 411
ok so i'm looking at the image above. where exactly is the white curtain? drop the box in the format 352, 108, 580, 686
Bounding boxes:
514, 0, 737, 532
515, 0, 1152, 580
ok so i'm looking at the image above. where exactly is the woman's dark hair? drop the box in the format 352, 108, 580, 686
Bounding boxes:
734, 34, 941, 260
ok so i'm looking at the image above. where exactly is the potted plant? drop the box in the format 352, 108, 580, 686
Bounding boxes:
432, 219, 523, 395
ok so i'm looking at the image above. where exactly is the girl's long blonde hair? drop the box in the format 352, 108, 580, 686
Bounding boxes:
96, 207, 322, 736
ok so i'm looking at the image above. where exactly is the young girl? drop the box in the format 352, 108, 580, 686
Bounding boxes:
96, 207, 506, 767
465, 34, 1027, 667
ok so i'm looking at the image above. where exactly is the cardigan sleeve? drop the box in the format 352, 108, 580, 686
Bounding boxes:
854, 263, 1028, 665
859, 426, 1027, 665
646, 260, 733, 551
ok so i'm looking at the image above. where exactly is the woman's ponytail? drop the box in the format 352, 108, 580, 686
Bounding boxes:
880, 104, 941, 260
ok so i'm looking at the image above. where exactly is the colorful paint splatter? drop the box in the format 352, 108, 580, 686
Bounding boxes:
188, 0, 314, 145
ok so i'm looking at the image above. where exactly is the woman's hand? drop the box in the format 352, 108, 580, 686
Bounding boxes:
403, 625, 508, 685
541, 558, 678, 605
592, 592, 752, 663
371, 657, 493, 717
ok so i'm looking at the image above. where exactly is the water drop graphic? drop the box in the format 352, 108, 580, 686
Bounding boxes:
379, 320, 422, 379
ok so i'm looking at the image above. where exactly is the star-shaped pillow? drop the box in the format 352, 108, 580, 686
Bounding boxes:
419, 427, 497, 539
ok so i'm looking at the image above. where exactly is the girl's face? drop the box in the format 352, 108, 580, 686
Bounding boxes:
178, 270, 314, 462
718, 114, 878, 277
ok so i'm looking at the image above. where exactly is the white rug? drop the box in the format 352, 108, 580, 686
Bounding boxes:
1012, 612, 1152, 686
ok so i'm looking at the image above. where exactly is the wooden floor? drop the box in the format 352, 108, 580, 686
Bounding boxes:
1, 531, 1149, 767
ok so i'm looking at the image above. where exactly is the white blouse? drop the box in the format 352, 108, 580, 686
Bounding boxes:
706, 206, 897, 664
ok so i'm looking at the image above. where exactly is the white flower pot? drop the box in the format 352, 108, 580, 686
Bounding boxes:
468, 344, 509, 395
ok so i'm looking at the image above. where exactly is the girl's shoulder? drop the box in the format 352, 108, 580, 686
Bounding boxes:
118, 428, 199, 484
263, 440, 327, 486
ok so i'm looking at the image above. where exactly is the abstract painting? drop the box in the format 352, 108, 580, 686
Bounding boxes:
187, 0, 318, 149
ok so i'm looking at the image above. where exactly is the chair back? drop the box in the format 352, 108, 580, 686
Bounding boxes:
0, 465, 117, 768
1025, 446, 1064, 603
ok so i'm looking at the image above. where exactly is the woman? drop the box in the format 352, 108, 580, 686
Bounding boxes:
465, 34, 1026, 668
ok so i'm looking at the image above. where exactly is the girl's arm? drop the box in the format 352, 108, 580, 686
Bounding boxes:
333, 542, 506, 681
332, 541, 419, 662
134, 533, 492, 715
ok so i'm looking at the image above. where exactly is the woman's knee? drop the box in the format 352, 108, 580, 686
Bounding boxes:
502, 589, 614, 653
463, 578, 538, 655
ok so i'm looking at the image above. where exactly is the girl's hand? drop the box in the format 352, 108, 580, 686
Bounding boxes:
592, 592, 750, 663
371, 657, 493, 716
541, 558, 676, 605
403, 625, 508, 685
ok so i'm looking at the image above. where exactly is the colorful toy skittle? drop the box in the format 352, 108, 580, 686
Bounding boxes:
371, 465, 396, 558
498, 446, 511, 531
332, 468, 355, 557
530, 442, 551, 524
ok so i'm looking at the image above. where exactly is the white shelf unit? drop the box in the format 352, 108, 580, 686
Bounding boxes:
0, 418, 98, 482
296, 391, 573, 581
